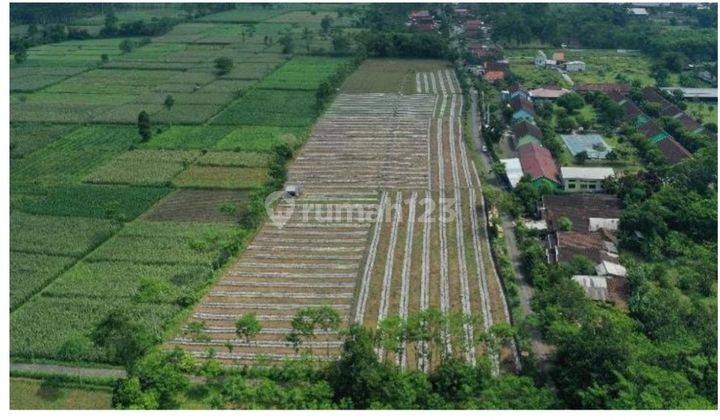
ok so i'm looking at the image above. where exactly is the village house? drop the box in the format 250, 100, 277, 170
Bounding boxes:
534, 50, 548, 67
483, 70, 505, 83
500, 157, 524, 188
512, 120, 543, 147
560, 167, 615, 192
560, 134, 612, 160
529, 86, 571, 101
552, 51, 566, 64
517, 143, 561, 189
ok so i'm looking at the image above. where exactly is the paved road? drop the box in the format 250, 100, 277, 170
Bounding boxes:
10, 363, 127, 379
469, 91, 553, 367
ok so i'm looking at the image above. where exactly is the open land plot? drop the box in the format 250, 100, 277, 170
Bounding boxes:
341, 59, 451, 94
9, 378, 112, 409
198, 6, 289, 23
143, 189, 251, 223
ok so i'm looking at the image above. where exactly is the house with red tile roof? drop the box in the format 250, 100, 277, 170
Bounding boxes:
656, 136, 692, 164
517, 143, 561, 189
483, 70, 505, 82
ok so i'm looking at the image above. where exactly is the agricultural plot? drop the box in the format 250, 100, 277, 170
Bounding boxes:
10, 252, 75, 310
176, 65, 517, 371
211, 89, 317, 127
212, 125, 306, 152
10, 183, 170, 221
172, 166, 268, 190
10, 378, 112, 409
85, 150, 201, 187
257, 57, 352, 90
341, 59, 452, 94
142, 126, 236, 150
10, 125, 141, 185
143, 189, 251, 223
10, 123, 77, 160
198, 6, 288, 23
196, 151, 271, 168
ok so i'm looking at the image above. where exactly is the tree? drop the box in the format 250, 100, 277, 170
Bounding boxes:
557, 92, 585, 113
164, 94, 175, 110
235, 313, 261, 345
102, 11, 119, 36
119, 39, 135, 53
287, 308, 316, 354
137, 111, 151, 142
100, 53, 109, 63
331, 29, 351, 54
320, 15, 334, 36
312, 306, 341, 357
279, 30, 294, 54
14, 44, 27, 64
92, 308, 155, 367
214, 56, 233, 76
301, 27, 314, 53
557, 216, 573, 231
574, 150, 588, 164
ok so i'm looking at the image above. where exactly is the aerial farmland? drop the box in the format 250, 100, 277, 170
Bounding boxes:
8, 2, 717, 411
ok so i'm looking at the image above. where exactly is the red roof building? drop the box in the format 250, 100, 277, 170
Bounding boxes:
656, 137, 692, 164
518, 143, 560, 186
483, 70, 505, 82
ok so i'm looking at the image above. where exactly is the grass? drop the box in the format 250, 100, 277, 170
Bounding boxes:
685, 102, 716, 126
10, 378, 112, 409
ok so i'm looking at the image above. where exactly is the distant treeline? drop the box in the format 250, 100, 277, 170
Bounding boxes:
483, 3, 717, 62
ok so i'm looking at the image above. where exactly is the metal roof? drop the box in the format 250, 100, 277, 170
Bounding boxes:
560, 134, 611, 159
500, 158, 523, 188
595, 261, 627, 277
660, 87, 718, 99
560, 166, 614, 180
572, 275, 608, 301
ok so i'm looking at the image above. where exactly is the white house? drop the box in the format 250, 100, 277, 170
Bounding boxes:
565, 61, 586, 72
572, 275, 608, 301
596, 260, 627, 278
500, 158, 523, 188
560, 167, 614, 192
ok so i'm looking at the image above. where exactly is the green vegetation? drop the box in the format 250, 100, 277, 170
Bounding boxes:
10, 377, 112, 409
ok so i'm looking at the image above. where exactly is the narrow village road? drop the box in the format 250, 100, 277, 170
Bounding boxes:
469, 91, 553, 368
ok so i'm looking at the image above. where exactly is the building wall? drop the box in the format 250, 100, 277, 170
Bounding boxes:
563, 177, 604, 192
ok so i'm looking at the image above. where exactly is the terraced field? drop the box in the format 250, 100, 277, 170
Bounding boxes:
175, 63, 520, 373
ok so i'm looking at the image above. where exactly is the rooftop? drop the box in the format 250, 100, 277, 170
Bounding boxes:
512, 120, 543, 140
656, 137, 692, 164
500, 158, 523, 188
596, 261, 627, 278
542, 193, 622, 233
518, 143, 559, 184
561, 166, 615, 180
660, 87, 718, 99
560, 134, 612, 159
572, 275, 608, 301
529, 87, 571, 99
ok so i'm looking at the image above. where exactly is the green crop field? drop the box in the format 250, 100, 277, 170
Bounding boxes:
211, 89, 317, 126
9, 2, 355, 375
